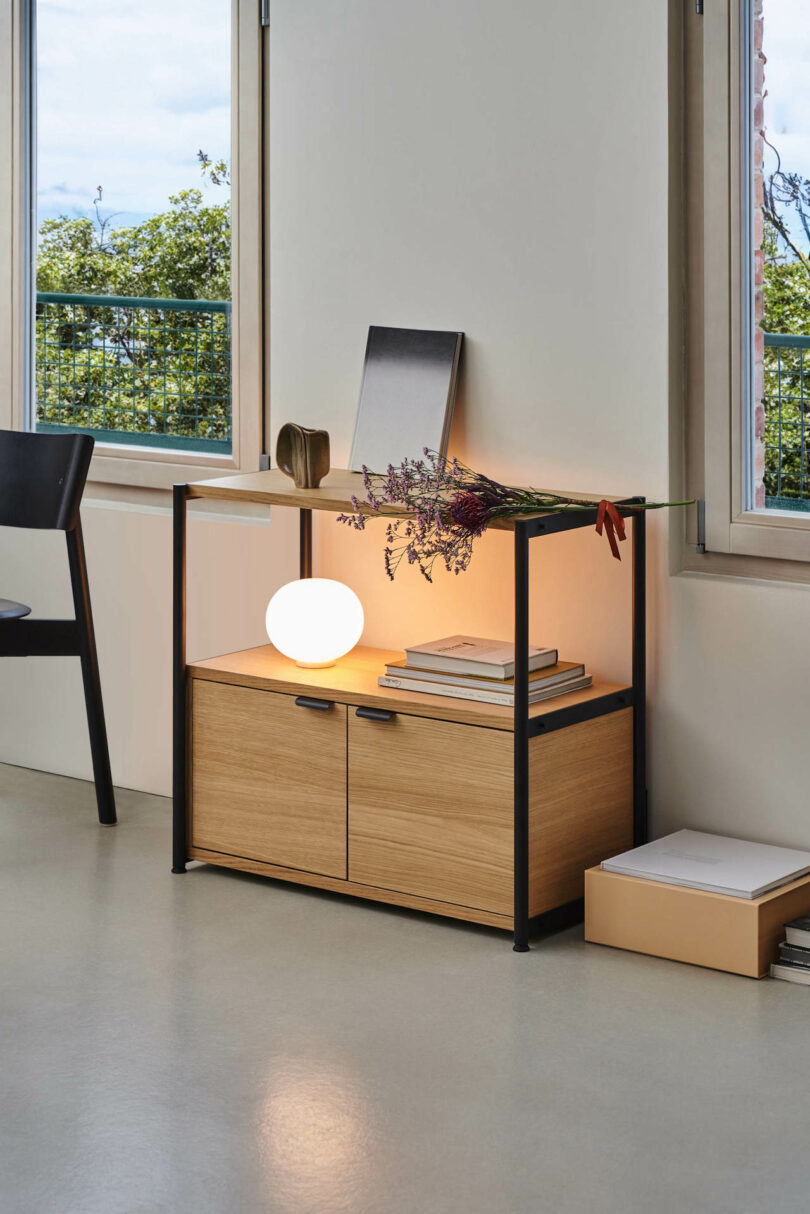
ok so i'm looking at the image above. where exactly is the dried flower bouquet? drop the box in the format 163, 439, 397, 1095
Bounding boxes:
337, 450, 690, 582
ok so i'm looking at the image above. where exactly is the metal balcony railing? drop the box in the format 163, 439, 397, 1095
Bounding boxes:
35, 292, 232, 453
764, 331, 810, 511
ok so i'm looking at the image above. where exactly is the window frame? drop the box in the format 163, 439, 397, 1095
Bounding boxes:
680, 0, 810, 573
0, 0, 265, 493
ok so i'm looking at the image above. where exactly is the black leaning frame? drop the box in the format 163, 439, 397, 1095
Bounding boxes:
172, 487, 647, 952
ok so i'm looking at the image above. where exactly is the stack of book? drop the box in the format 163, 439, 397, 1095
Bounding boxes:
771, 916, 810, 985
377, 634, 591, 707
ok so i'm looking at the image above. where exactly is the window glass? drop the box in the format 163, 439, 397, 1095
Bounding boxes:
752, 0, 810, 510
34, 0, 232, 454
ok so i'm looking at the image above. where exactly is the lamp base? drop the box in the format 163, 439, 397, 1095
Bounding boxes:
295, 659, 337, 669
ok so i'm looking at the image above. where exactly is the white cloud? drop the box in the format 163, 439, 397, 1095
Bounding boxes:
762, 0, 810, 180
36, 0, 231, 225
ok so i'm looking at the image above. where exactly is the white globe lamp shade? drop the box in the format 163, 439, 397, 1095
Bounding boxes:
266, 578, 364, 668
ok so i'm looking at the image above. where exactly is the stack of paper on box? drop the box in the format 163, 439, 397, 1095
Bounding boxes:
601, 830, 810, 899
377, 634, 592, 707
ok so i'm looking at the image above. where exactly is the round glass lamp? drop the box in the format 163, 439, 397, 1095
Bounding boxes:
265, 578, 364, 668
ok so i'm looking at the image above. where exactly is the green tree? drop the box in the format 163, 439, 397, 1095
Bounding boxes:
35, 181, 231, 446
761, 146, 810, 499
37, 185, 230, 300
763, 224, 810, 335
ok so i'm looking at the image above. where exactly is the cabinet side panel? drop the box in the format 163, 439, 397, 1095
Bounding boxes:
348, 713, 513, 915
191, 679, 348, 878
529, 708, 634, 917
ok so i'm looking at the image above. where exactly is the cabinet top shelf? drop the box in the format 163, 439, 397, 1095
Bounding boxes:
189, 644, 632, 733
186, 468, 638, 530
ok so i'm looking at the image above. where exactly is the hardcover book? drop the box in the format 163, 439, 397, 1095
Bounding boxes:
404, 635, 557, 679
784, 915, 810, 948
385, 658, 584, 693
601, 830, 810, 900
770, 960, 810, 985
377, 672, 592, 706
778, 943, 810, 967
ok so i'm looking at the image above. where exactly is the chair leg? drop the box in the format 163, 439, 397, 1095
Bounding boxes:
66, 523, 117, 825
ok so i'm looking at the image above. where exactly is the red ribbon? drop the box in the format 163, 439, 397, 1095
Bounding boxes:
595, 500, 627, 560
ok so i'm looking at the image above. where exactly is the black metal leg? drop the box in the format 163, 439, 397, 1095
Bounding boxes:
513, 521, 530, 952
300, 508, 312, 578
66, 521, 116, 826
172, 485, 188, 872
632, 510, 647, 845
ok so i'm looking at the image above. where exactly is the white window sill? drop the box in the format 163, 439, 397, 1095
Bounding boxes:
83, 482, 272, 525
85, 445, 270, 524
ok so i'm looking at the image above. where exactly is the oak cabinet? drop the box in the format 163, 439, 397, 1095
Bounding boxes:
348, 711, 513, 915
186, 653, 634, 933
191, 680, 347, 878
175, 469, 647, 951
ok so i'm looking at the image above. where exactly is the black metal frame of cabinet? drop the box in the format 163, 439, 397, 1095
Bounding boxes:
171, 484, 647, 950
510, 500, 646, 951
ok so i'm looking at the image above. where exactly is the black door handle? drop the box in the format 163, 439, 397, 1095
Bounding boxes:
295, 696, 333, 711
355, 706, 395, 722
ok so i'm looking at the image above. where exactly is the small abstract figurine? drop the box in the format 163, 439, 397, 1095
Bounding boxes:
276, 423, 330, 489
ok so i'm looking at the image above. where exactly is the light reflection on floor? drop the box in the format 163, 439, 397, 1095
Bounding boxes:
259, 1056, 377, 1210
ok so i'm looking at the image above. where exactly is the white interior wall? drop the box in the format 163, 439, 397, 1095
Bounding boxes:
1, 0, 808, 847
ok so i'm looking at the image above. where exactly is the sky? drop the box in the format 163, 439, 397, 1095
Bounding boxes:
762, 0, 810, 203
36, 0, 231, 232
34, 1, 809, 245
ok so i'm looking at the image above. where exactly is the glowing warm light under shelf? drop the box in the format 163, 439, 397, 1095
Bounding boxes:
265, 578, 364, 668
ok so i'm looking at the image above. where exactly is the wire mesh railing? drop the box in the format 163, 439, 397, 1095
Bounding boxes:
35, 292, 232, 453
763, 331, 810, 511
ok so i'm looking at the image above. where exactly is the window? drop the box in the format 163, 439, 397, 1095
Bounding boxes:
756, 5, 810, 512
682, 0, 810, 568
1, 0, 263, 489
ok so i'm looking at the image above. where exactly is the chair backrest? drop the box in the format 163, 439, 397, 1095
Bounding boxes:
0, 430, 94, 530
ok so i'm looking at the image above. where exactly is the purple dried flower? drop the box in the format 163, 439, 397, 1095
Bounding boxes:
337, 449, 684, 580
449, 491, 490, 535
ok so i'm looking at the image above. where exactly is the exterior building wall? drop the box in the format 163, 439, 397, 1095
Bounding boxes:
753, 0, 766, 509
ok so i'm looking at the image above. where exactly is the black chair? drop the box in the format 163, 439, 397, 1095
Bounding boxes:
0, 430, 116, 825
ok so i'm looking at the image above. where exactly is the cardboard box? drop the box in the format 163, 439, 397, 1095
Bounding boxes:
584, 865, 810, 978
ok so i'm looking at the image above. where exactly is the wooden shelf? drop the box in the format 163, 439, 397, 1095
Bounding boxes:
174, 466, 645, 948
186, 467, 628, 530
189, 643, 630, 732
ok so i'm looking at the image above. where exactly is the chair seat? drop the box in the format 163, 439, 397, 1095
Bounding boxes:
0, 598, 31, 620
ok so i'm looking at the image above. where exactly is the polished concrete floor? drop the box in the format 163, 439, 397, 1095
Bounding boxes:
2, 763, 810, 1214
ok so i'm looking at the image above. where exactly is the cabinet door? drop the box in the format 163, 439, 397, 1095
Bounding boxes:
348, 711, 512, 915
191, 680, 347, 878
